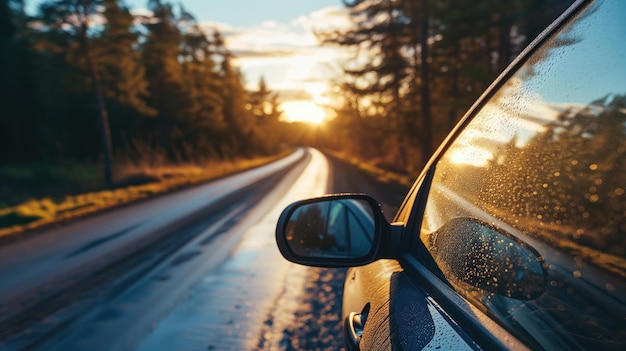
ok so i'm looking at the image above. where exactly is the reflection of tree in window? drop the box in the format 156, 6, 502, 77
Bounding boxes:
439, 95, 626, 278
428, 95, 626, 350
478, 95, 626, 276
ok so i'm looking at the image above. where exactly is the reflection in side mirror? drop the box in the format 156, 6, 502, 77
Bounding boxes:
429, 217, 546, 300
286, 199, 374, 258
276, 194, 385, 267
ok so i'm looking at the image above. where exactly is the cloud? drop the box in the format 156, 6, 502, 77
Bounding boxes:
260, 20, 280, 29
231, 49, 298, 60
130, 8, 153, 18
198, 20, 239, 37
291, 6, 352, 32
275, 89, 314, 102
207, 6, 351, 101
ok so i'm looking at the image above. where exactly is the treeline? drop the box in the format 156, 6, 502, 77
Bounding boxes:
315, 0, 574, 173
0, 0, 284, 177
1, 0, 577, 182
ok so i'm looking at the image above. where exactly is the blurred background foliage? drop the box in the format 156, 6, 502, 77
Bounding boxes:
0, 0, 573, 197
0, 0, 286, 168
315, 0, 574, 173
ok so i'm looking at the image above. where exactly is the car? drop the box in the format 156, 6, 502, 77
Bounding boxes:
275, 0, 626, 350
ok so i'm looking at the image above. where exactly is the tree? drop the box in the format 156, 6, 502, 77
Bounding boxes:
178, 5, 226, 158
318, 0, 574, 172
37, 0, 114, 186
249, 76, 282, 125
403, 0, 433, 166
0, 0, 41, 162
319, 0, 410, 119
213, 30, 257, 157
93, 0, 157, 161
318, 0, 414, 168
98, 0, 154, 117
141, 0, 192, 155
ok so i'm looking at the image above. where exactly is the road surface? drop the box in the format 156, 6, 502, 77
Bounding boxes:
0, 148, 409, 351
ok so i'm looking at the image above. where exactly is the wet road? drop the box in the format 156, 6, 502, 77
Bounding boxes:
0, 148, 409, 351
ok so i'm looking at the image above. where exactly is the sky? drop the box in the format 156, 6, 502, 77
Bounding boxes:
141, 0, 353, 124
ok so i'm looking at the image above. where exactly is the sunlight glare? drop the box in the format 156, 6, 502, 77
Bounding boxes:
447, 146, 493, 167
281, 101, 327, 124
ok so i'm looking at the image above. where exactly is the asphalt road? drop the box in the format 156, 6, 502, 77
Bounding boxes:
0, 148, 410, 351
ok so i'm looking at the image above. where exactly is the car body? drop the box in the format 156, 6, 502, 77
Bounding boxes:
275, 0, 626, 350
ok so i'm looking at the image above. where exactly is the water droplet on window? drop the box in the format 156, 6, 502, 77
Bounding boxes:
573, 271, 582, 278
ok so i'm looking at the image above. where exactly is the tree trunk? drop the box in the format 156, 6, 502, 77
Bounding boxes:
78, 4, 113, 188
498, 21, 512, 73
419, 0, 432, 167
449, 42, 460, 130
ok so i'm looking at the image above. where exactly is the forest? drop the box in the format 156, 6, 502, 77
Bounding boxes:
1, 0, 288, 189
315, 0, 573, 173
1, 0, 573, 189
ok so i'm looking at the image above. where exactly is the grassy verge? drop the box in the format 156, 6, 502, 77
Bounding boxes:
0, 151, 291, 238
324, 150, 415, 188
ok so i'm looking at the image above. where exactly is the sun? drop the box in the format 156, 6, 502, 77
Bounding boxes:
280, 101, 327, 124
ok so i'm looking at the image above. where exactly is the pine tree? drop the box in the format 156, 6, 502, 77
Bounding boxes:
318, 0, 415, 168
249, 76, 282, 125
319, 0, 410, 119
178, 5, 225, 158
213, 30, 256, 157
318, 0, 575, 172
141, 0, 191, 153
37, 0, 114, 186
0, 0, 41, 162
97, 0, 154, 117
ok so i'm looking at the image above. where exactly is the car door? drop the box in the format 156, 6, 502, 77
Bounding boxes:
342, 173, 480, 351
344, 0, 626, 349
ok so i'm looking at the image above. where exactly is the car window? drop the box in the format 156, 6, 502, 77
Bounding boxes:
327, 200, 373, 255
417, 1, 626, 349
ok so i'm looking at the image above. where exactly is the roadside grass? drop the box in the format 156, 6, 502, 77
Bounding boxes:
325, 150, 415, 188
0, 162, 103, 209
0, 152, 290, 238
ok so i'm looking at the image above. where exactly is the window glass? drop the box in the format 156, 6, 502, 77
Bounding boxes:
347, 207, 372, 244
419, 1, 626, 349
328, 202, 349, 251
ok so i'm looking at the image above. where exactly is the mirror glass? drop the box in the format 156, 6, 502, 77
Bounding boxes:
285, 199, 375, 259
429, 217, 545, 300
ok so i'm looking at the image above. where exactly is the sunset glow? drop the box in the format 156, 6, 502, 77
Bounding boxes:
280, 101, 327, 124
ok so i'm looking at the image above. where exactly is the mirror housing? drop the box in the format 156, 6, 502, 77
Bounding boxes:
275, 194, 390, 267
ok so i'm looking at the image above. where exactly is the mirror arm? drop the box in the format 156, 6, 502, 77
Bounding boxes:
379, 222, 404, 259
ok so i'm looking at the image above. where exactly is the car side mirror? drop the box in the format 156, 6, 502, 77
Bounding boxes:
429, 217, 546, 300
275, 194, 389, 267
